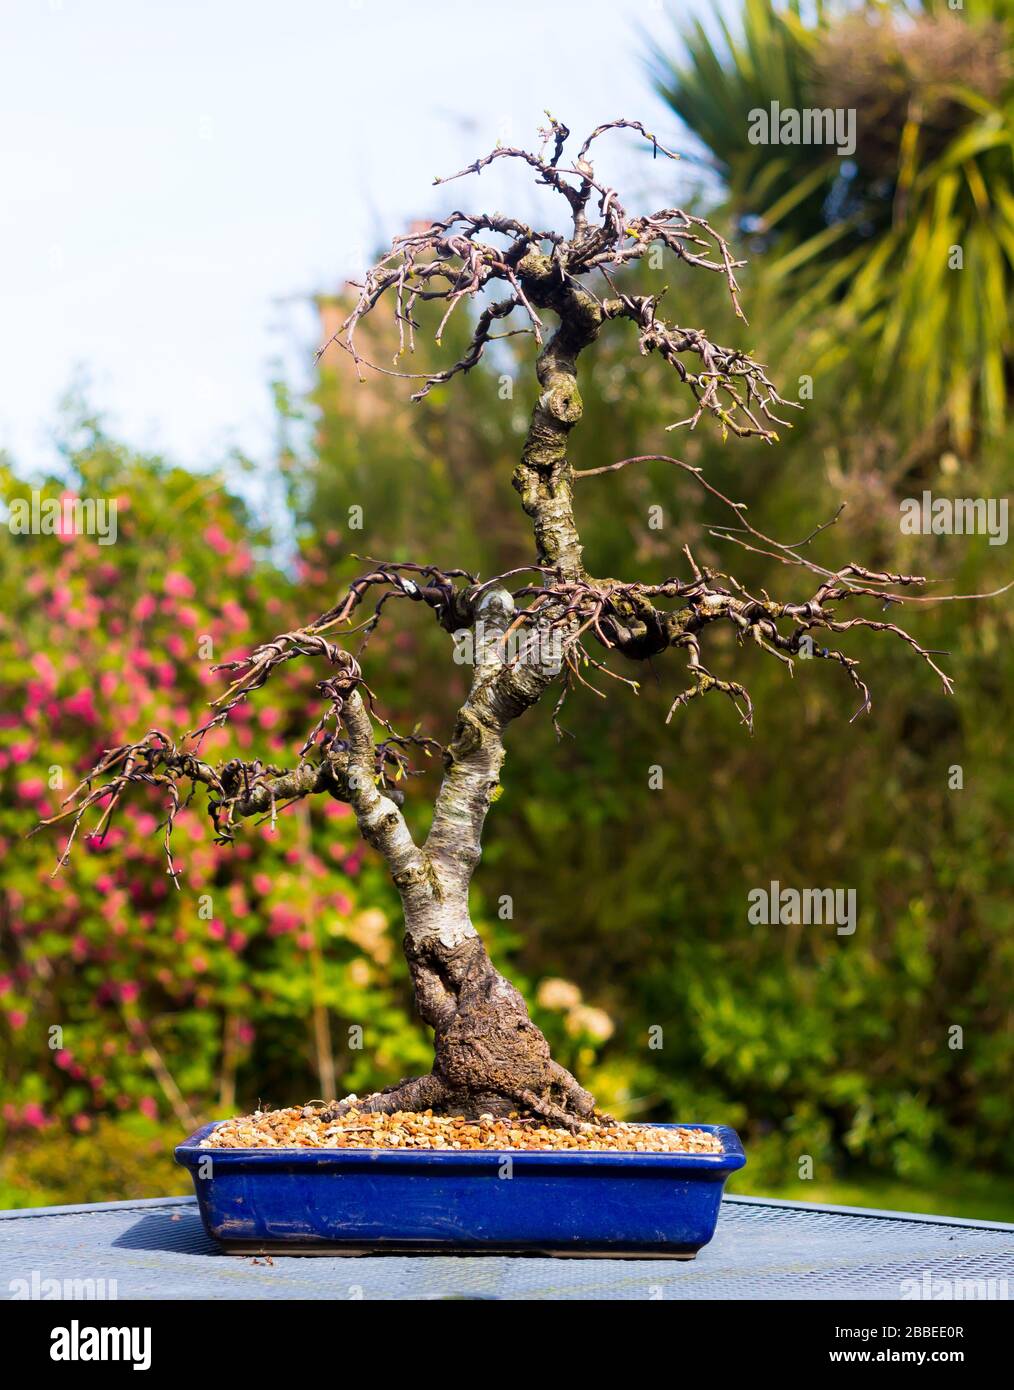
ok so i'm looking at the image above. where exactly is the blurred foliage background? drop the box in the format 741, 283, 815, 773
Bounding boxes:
2, 0, 1012, 1218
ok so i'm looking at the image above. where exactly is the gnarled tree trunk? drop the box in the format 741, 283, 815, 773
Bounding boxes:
324, 588, 598, 1128
321, 254, 612, 1128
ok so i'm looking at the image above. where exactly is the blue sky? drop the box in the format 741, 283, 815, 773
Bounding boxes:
0, 0, 709, 475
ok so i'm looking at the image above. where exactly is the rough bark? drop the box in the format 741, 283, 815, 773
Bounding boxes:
324, 591, 600, 1128
512, 248, 605, 584
313, 237, 622, 1129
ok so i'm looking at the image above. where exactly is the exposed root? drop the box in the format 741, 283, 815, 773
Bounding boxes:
319, 1073, 447, 1123
321, 1069, 609, 1134
518, 1088, 608, 1133
319, 894, 611, 1132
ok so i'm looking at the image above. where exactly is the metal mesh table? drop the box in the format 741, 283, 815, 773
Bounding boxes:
2, 1194, 1011, 1300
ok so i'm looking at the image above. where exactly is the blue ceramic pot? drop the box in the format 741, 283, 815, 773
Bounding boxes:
175, 1121, 745, 1257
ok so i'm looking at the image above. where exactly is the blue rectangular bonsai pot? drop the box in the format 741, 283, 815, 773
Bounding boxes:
175, 1122, 745, 1258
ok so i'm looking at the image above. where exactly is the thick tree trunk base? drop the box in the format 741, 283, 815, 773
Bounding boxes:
321, 936, 607, 1132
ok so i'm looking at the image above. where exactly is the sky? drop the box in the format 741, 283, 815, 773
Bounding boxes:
0, 0, 709, 477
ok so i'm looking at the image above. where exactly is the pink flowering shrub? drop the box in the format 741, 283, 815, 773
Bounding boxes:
0, 435, 432, 1168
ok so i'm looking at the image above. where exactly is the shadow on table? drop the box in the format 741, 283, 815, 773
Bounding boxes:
114, 1207, 221, 1256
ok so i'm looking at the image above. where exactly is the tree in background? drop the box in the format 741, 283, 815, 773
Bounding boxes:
651, 0, 1014, 453
38, 120, 998, 1132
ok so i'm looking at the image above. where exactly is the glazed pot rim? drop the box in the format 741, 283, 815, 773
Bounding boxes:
175, 1120, 747, 1173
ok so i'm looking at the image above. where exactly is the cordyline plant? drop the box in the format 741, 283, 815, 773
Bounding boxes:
34, 119, 1007, 1131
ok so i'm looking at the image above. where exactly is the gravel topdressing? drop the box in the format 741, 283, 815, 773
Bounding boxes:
201, 1105, 725, 1154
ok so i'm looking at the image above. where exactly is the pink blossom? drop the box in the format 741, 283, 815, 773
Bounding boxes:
138, 1097, 158, 1120
120, 982, 141, 1004
30, 652, 58, 689
268, 904, 300, 936
16, 779, 44, 802
22, 1102, 47, 1128
63, 688, 96, 721
253, 873, 272, 896
191, 954, 208, 973
7, 1010, 27, 1030
203, 523, 232, 556
132, 594, 157, 621
222, 599, 247, 629
164, 571, 196, 599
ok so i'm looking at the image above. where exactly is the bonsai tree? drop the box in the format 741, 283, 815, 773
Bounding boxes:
36, 119, 994, 1131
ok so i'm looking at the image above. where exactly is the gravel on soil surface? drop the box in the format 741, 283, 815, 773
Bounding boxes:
201, 1105, 726, 1154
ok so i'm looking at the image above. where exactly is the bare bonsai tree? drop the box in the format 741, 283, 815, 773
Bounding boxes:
35, 119, 1002, 1131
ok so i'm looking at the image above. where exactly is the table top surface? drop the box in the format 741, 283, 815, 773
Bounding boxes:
2, 1194, 1012, 1300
